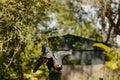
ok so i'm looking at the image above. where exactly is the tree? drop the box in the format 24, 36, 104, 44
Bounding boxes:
95, 0, 120, 43
1, 0, 116, 80
0, 0, 55, 79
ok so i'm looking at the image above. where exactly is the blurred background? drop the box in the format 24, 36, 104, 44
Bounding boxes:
0, 0, 120, 80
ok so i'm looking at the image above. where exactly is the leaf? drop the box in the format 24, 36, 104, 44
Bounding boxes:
24, 73, 32, 78
105, 61, 118, 70
0, 42, 3, 51
0, 0, 7, 4
93, 43, 114, 60
24, 73, 38, 80
35, 70, 43, 75
93, 43, 110, 52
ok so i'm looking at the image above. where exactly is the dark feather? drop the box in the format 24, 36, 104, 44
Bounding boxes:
33, 57, 48, 72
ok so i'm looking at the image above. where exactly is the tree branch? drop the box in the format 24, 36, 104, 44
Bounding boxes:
7, 40, 22, 67
115, 4, 120, 34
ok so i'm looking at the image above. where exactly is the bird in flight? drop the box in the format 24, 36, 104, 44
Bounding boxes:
33, 44, 72, 72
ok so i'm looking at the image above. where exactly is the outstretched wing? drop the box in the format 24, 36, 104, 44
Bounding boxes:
57, 49, 72, 60
52, 50, 72, 63
33, 57, 48, 73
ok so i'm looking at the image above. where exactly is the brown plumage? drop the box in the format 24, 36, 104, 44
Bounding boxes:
33, 48, 72, 72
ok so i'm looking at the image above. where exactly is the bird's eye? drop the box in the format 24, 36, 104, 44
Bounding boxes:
57, 65, 62, 69
58, 65, 61, 67
56, 65, 62, 71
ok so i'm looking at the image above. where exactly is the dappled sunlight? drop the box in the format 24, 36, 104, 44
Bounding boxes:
0, 0, 120, 80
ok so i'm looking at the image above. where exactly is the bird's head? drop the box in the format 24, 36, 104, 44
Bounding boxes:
56, 64, 62, 71
54, 63, 62, 72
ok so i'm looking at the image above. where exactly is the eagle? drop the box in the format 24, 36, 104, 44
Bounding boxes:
33, 44, 72, 72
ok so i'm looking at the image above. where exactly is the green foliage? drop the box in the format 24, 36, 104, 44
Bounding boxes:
0, 0, 104, 79
93, 43, 120, 79
0, 0, 54, 79
93, 43, 120, 71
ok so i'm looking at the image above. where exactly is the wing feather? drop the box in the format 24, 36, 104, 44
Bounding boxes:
33, 57, 48, 72
57, 50, 72, 60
